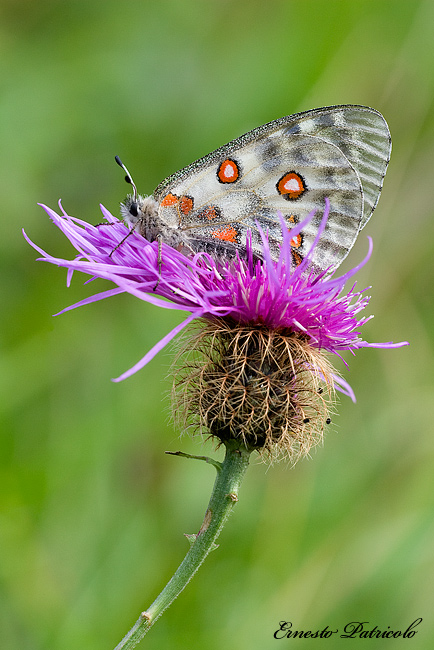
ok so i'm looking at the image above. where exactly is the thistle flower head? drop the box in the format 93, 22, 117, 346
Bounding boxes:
25, 200, 407, 461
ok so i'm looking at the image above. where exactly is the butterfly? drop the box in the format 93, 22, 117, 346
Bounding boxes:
117, 104, 391, 274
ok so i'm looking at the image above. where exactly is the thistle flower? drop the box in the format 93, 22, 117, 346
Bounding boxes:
24, 198, 406, 463
25, 196, 408, 649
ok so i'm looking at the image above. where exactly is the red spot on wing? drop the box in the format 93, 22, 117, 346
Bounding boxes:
290, 233, 302, 248
286, 214, 304, 264
211, 225, 238, 243
276, 172, 306, 200
217, 159, 240, 183
291, 250, 303, 266
198, 206, 220, 220
179, 195, 194, 215
161, 193, 179, 207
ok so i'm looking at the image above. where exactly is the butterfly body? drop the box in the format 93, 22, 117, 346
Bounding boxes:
120, 105, 391, 273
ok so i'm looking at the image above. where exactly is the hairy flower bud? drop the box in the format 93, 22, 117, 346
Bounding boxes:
174, 319, 335, 462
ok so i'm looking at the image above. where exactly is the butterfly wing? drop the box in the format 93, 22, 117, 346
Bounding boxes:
152, 105, 391, 271
288, 105, 391, 228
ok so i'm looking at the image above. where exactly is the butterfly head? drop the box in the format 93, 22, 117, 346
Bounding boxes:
120, 193, 159, 229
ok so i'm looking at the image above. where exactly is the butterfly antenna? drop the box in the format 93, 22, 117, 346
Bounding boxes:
115, 155, 138, 202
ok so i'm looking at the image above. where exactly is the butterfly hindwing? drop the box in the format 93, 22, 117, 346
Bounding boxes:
283, 105, 391, 227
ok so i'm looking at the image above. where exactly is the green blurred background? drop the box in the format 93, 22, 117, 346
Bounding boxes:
1, 0, 433, 648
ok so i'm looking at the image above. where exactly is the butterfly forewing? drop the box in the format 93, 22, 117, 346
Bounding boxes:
148, 105, 390, 273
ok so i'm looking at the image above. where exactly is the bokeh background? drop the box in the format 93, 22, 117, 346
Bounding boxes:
1, 0, 433, 648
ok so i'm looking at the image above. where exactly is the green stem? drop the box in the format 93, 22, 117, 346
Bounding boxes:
113, 440, 252, 650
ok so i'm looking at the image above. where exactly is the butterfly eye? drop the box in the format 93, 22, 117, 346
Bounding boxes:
129, 202, 138, 218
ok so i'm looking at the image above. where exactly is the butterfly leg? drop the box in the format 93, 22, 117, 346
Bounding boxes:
107, 225, 138, 257
95, 220, 122, 227
153, 234, 163, 291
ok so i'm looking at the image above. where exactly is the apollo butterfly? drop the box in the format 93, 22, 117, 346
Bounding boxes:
117, 105, 391, 273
